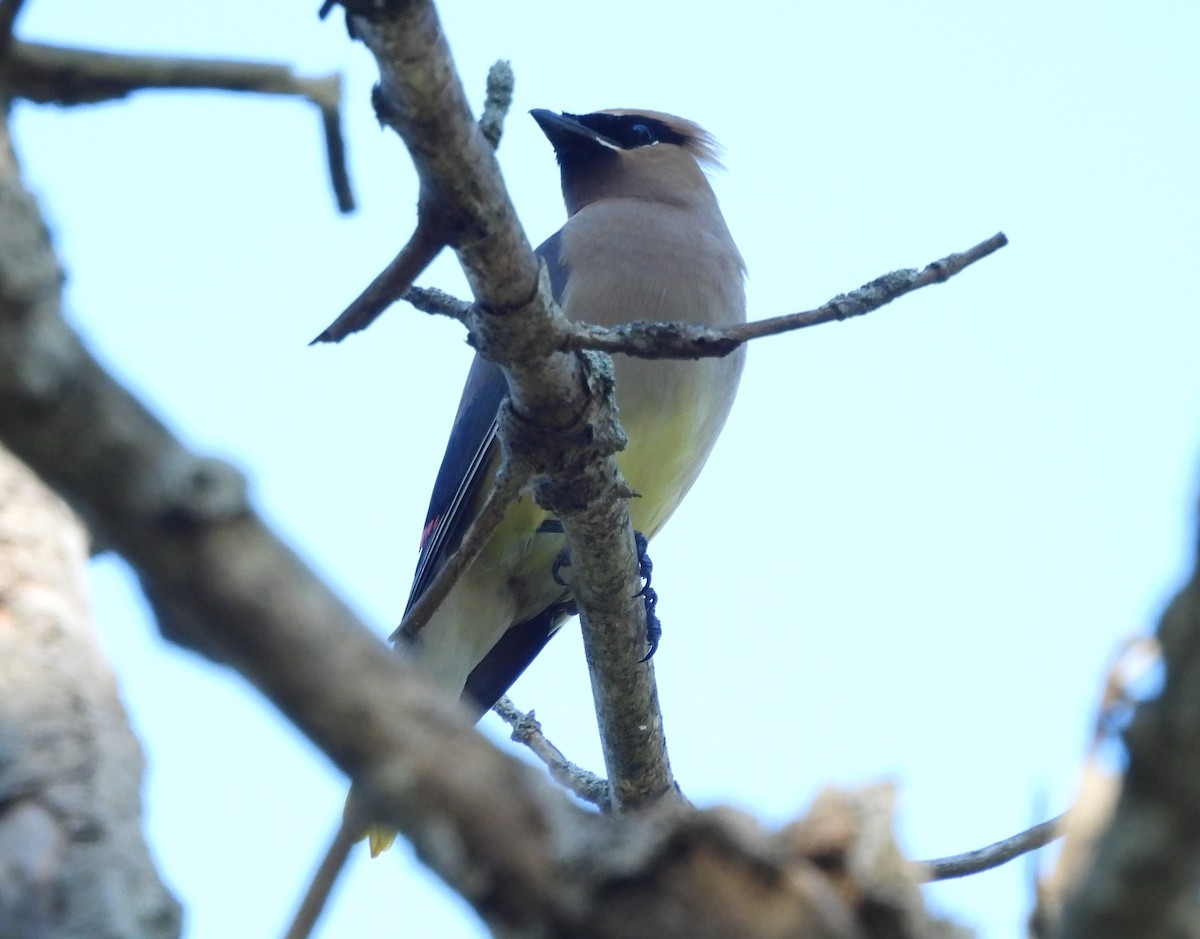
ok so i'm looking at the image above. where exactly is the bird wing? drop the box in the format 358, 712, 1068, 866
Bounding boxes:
395, 233, 575, 716
398, 354, 507, 620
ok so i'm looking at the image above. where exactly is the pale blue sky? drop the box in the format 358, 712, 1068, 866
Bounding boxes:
10, 2, 1200, 936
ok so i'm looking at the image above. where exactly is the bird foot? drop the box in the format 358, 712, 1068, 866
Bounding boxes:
552, 548, 572, 587
541, 523, 661, 659
633, 531, 661, 661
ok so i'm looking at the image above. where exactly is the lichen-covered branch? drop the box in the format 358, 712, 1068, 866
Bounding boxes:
402, 233, 1008, 362
562, 232, 1008, 360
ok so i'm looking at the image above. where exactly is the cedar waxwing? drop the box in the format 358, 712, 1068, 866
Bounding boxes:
364, 108, 745, 854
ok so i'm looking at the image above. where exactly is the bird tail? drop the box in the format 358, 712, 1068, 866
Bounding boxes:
366, 824, 397, 857
344, 787, 397, 857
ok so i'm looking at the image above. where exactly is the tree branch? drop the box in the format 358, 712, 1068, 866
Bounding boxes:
309, 211, 446, 343
0, 445, 182, 938
403, 233, 1008, 360
0, 91, 571, 935
281, 820, 356, 939
562, 232, 1008, 360
919, 813, 1064, 881
404, 282, 473, 321
1, 41, 355, 212
493, 696, 611, 809
1030, 637, 1158, 935
310, 58, 517, 343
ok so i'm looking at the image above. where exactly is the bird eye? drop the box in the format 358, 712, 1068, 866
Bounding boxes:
628, 123, 655, 146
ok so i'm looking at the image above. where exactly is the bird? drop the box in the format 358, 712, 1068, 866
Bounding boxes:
365, 108, 746, 855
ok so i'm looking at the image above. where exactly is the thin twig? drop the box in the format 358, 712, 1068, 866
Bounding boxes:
317, 78, 355, 213
563, 232, 1008, 360
391, 457, 533, 642
919, 812, 1065, 881
6, 41, 355, 213
312, 62, 516, 343
406, 233, 1008, 361
282, 818, 357, 939
404, 284, 473, 321
311, 218, 446, 344
493, 696, 610, 809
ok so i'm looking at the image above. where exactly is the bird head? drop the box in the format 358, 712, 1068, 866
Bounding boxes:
530, 108, 722, 214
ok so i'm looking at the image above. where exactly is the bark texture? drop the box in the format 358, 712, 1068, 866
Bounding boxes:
0, 445, 182, 939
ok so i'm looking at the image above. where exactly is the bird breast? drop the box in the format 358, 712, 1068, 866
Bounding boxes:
558, 197, 746, 537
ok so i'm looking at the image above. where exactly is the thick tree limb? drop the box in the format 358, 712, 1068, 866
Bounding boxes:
0, 446, 182, 939
0, 98, 569, 936
0, 41, 354, 212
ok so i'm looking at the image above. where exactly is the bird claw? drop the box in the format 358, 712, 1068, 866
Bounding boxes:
638, 585, 661, 662
552, 550, 572, 587
546, 527, 662, 659
539, 519, 572, 587
632, 530, 654, 595
632, 531, 661, 660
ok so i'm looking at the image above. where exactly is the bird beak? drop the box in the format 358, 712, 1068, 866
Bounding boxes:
530, 109, 619, 161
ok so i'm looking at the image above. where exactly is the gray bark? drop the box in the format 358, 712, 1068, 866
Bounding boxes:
0, 445, 181, 939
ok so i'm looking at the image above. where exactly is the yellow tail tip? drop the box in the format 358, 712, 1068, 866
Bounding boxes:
367, 825, 397, 858
344, 788, 397, 857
